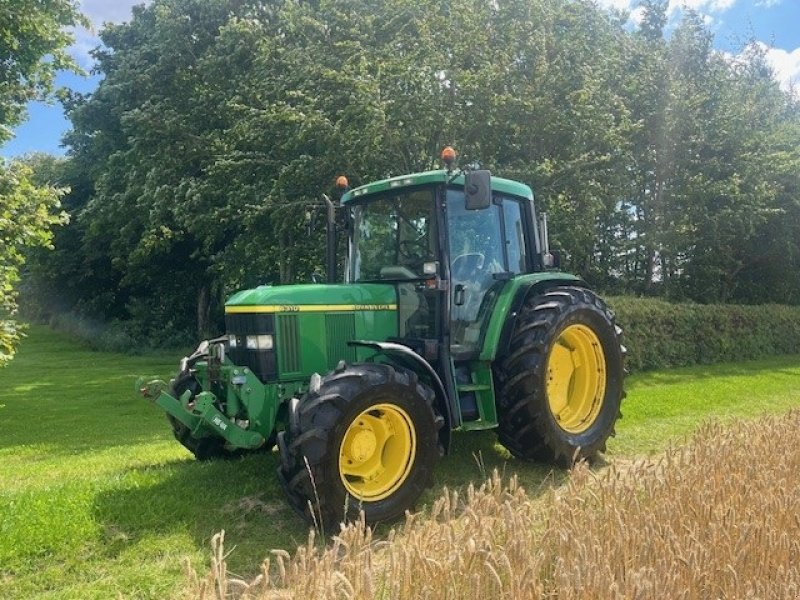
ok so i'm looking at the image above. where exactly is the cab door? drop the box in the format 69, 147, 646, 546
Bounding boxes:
447, 191, 529, 358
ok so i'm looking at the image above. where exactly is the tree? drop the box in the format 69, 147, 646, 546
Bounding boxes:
0, 0, 83, 364
0, 162, 67, 365
33, 0, 800, 351
679, 40, 800, 303
0, 0, 86, 142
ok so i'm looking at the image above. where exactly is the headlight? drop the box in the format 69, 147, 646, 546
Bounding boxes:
245, 334, 274, 350
228, 334, 238, 348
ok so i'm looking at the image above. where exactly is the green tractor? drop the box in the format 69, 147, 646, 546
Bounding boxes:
139, 150, 624, 529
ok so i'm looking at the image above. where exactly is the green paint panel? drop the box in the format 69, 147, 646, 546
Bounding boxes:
341, 169, 533, 204
277, 314, 301, 374
354, 304, 398, 345
458, 361, 498, 431
325, 312, 357, 369
226, 282, 400, 385
479, 272, 583, 362
226, 282, 397, 308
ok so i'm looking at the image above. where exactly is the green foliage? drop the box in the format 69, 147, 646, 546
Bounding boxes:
18, 0, 800, 340
610, 296, 800, 372
0, 162, 67, 365
0, 0, 83, 365
0, 0, 86, 142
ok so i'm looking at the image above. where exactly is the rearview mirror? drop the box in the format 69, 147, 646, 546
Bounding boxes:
464, 170, 491, 210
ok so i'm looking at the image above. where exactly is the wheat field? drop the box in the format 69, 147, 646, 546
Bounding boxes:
187, 411, 800, 599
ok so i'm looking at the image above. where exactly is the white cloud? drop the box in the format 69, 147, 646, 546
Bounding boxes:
595, 0, 737, 29
728, 43, 800, 95
595, 0, 635, 10
596, 0, 739, 16
755, 0, 782, 7
630, 6, 647, 25
668, 0, 737, 14
69, 27, 100, 70
759, 43, 800, 93
661, 0, 736, 24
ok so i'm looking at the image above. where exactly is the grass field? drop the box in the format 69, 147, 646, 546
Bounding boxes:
1, 326, 799, 599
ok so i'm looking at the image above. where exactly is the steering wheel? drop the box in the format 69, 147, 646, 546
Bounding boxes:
399, 236, 428, 261
451, 253, 485, 280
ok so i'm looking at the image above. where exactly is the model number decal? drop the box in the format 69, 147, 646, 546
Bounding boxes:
225, 303, 398, 314
212, 415, 228, 431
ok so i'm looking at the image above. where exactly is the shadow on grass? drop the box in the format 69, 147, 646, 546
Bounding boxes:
92, 430, 571, 573
92, 451, 310, 573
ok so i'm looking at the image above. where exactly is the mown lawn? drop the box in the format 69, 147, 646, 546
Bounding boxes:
1, 326, 799, 599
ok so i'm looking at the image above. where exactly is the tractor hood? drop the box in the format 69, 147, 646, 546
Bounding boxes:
223, 283, 399, 382
225, 283, 397, 313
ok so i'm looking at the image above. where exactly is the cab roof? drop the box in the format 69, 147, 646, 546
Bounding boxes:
340, 169, 534, 204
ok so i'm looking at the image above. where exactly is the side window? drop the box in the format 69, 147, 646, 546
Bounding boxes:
502, 199, 527, 274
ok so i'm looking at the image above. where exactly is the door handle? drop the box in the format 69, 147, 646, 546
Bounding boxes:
454, 284, 466, 306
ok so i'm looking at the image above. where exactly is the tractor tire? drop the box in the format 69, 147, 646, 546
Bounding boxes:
167, 372, 226, 461
167, 372, 274, 461
494, 286, 624, 466
277, 363, 443, 531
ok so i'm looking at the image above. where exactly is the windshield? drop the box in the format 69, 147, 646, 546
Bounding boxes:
350, 188, 436, 281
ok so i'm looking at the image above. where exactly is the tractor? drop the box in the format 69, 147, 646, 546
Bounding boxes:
139, 148, 624, 530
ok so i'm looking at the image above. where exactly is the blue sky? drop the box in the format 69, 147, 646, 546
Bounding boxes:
2, 0, 799, 159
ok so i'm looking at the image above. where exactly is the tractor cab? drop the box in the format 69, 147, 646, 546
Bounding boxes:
340, 166, 542, 427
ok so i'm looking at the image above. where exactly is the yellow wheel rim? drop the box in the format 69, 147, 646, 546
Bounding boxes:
546, 324, 606, 434
339, 403, 416, 501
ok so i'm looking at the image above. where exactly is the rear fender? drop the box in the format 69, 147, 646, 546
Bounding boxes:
484, 274, 588, 362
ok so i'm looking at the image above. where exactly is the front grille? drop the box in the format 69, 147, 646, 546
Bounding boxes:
277, 314, 301, 374
224, 312, 277, 382
225, 312, 274, 336
325, 313, 356, 369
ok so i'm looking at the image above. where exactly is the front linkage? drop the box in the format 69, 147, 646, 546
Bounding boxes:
137, 337, 278, 458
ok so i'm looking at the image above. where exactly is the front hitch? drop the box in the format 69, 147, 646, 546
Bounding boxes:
136, 377, 168, 401
135, 338, 266, 450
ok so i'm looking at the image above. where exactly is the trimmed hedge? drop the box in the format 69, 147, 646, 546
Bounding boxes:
607, 297, 800, 372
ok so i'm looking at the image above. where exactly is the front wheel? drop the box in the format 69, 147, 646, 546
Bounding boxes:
277, 363, 442, 530
494, 286, 624, 466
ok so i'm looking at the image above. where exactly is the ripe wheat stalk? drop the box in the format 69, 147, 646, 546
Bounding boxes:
185, 410, 800, 599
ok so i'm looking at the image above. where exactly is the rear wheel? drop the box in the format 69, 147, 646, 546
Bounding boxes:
278, 363, 442, 530
494, 286, 624, 465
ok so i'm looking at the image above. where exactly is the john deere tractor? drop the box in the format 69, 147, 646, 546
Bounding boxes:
139, 150, 624, 529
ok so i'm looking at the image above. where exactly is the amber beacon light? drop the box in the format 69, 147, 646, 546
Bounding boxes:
441, 146, 457, 169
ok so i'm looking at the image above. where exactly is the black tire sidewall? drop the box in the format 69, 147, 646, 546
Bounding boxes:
538, 303, 623, 452
321, 377, 439, 523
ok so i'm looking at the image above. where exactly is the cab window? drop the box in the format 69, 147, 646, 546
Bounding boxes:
351, 189, 435, 281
